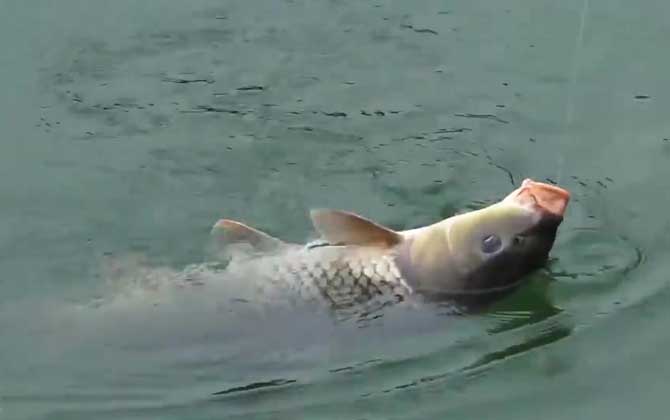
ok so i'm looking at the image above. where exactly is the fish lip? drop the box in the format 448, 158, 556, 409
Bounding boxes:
505, 178, 571, 217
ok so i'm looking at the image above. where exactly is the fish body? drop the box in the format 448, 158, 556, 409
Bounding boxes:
213, 179, 571, 309
224, 242, 411, 309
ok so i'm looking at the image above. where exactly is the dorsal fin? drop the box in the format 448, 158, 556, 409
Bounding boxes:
309, 209, 402, 248
211, 219, 286, 253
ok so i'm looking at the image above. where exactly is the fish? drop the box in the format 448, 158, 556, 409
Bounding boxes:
211, 178, 570, 311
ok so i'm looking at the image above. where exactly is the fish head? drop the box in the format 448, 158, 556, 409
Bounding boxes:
402, 179, 570, 300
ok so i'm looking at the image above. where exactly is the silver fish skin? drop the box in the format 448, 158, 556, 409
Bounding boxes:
225, 244, 412, 308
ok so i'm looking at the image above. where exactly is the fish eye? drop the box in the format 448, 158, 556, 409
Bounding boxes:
513, 235, 525, 246
481, 234, 502, 254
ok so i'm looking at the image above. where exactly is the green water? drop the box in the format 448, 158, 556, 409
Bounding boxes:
2, 0, 669, 418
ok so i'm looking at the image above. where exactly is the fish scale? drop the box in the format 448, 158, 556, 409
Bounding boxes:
253, 247, 412, 308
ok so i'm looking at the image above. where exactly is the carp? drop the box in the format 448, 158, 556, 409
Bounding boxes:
212, 179, 570, 310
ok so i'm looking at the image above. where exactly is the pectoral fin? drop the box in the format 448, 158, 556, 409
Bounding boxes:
211, 219, 288, 253
309, 209, 402, 248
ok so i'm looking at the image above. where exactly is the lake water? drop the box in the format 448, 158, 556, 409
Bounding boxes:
2, 0, 670, 419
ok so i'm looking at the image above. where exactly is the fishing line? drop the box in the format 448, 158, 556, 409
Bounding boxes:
560, 0, 590, 184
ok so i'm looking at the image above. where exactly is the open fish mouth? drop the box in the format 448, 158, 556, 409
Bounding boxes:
504, 178, 571, 218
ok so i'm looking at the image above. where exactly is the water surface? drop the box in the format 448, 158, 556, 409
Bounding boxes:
2, 0, 669, 419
